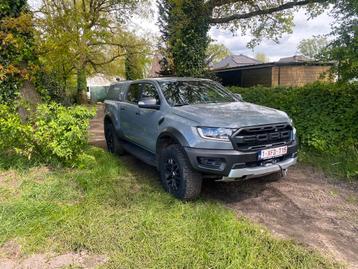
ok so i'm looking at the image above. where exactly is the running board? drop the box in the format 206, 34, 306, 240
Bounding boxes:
121, 140, 157, 167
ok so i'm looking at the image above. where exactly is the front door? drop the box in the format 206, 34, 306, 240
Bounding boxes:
136, 82, 162, 152
120, 83, 141, 143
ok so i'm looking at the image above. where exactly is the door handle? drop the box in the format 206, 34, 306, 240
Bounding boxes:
135, 112, 140, 115
120, 107, 126, 111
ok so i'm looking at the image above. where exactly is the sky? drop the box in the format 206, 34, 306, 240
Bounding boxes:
29, 0, 334, 62
208, 10, 334, 61
131, 2, 334, 62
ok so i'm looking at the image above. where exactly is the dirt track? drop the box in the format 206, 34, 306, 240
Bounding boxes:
90, 105, 358, 268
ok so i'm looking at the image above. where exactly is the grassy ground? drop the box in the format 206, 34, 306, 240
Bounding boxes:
0, 147, 341, 268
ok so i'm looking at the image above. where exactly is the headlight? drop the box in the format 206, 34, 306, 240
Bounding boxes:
292, 127, 297, 141
288, 118, 296, 140
288, 117, 294, 126
197, 127, 236, 141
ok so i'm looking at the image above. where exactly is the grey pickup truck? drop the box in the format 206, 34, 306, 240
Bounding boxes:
104, 77, 298, 200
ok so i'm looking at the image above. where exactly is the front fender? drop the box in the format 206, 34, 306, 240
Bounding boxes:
156, 128, 190, 154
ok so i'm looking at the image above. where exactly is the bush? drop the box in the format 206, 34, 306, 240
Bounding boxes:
230, 82, 358, 179
0, 103, 95, 167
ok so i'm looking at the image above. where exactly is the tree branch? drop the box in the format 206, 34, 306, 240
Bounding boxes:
206, 0, 247, 10
209, 0, 328, 24
87, 53, 126, 66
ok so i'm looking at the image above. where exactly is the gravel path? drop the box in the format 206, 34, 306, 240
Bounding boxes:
90, 104, 358, 268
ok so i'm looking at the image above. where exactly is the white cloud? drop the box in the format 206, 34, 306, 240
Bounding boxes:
127, 1, 160, 37
210, 9, 334, 61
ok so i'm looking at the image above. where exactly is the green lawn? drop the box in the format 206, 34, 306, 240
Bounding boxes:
0, 147, 341, 268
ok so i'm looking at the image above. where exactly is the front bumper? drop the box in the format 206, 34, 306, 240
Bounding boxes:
222, 157, 297, 180
184, 140, 298, 178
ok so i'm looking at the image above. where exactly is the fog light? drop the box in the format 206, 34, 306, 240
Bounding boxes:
197, 157, 225, 170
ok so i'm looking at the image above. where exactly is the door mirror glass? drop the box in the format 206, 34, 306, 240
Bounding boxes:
138, 97, 160, 109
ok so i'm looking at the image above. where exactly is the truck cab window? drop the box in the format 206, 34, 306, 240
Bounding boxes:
127, 83, 141, 103
141, 83, 160, 104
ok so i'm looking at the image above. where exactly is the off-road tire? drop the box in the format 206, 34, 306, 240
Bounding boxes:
159, 144, 202, 200
104, 122, 125, 156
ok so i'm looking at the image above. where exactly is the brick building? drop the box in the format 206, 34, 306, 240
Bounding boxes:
212, 55, 333, 87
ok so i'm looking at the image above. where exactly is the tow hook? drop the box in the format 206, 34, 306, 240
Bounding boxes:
278, 163, 288, 177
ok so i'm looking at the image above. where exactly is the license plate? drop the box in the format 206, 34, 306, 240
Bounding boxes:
259, 146, 288, 160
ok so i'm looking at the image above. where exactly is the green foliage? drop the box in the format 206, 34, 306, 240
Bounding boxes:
158, 0, 210, 77
157, 0, 329, 76
36, 0, 148, 103
255, 52, 270, 63
206, 42, 231, 66
0, 10, 38, 104
34, 69, 69, 104
0, 103, 95, 167
230, 82, 358, 179
0, 1, 70, 104
125, 45, 151, 80
76, 69, 87, 103
298, 36, 328, 60
0, 0, 28, 19
322, 0, 358, 82
0, 148, 340, 268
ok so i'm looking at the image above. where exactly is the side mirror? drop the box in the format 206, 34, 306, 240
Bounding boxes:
138, 97, 160, 110
234, 93, 243, 101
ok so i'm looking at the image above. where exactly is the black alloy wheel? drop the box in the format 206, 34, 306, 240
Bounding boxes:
159, 144, 202, 200
105, 124, 115, 153
164, 157, 182, 192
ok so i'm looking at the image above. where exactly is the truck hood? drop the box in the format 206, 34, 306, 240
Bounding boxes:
172, 102, 290, 128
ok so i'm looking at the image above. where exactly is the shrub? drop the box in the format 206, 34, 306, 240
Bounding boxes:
230, 82, 358, 179
0, 103, 95, 167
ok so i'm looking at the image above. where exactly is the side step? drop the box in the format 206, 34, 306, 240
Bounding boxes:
121, 140, 157, 167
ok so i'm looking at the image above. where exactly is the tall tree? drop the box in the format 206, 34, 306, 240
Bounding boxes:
35, 0, 147, 103
158, 0, 331, 76
158, 0, 210, 76
255, 52, 270, 63
0, 0, 28, 19
323, 0, 357, 81
298, 36, 329, 59
0, 0, 39, 104
206, 42, 231, 66
125, 38, 152, 80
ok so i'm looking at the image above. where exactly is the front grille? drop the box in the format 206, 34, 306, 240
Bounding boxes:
231, 123, 293, 151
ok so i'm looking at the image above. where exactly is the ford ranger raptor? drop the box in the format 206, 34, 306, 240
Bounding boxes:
104, 78, 297, 200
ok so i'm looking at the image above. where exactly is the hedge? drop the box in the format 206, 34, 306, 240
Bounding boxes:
230, 82, 358, 179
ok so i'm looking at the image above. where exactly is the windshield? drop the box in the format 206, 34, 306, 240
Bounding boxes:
158, 80, 236, 106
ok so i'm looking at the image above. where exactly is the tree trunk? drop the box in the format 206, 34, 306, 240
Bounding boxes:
18, 80, 42, 122
76, 67, 88, 104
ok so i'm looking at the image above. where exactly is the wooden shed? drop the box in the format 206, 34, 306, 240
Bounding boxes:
212, 55, 333, 87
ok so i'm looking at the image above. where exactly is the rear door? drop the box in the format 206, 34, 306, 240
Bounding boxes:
104, 83, 126, 135
120, 82, 141, 142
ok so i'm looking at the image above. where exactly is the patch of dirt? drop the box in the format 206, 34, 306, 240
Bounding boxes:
0, 171, 21, 190
90, 104, 358, 268
0, 241, 21, 259
89, 104, 106, 150
202, 167, 358, 268
28, 167, 50, 183
0, 248, 107, 269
